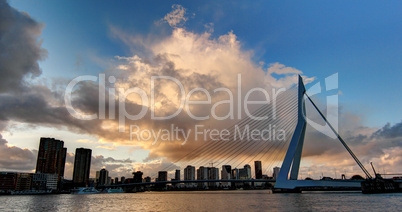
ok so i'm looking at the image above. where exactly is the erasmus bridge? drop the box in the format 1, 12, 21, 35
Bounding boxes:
102, 76, 371, 192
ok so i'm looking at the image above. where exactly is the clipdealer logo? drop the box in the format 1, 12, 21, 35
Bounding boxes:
63, 73, 339, 144
304, 73, 339, 139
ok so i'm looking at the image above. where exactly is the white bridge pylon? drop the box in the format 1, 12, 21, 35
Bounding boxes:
274, 75, 368, 190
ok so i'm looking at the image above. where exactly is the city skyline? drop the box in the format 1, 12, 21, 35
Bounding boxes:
0, 0, 401, 180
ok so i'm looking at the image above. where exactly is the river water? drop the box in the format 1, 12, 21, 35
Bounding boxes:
0, 190, 401, 211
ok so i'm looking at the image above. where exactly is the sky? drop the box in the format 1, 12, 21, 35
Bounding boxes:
1, 0, 401, 180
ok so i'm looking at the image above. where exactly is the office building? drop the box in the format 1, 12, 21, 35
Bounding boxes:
221, 165, 231, 186
175, 169, 180, 181
197, 166, 208, 187
98, 169, 109, 186
115, 177, 119, 184
232, 168, 239, 179
158, 171, 168, 182
244, 164, 251, 179
239, 168, 248, 179
35, 137, 67, 185
221, 165, 231, 179
0, 172, 17, 191
184, 165, 196, 187
133, 171, 143, 183
121, 176, 126, 184
15, 173, 32, 191
72, 148, 92, 187
32, 173, 58, 190
254, 161, 262, 179
208, 167, 219, 187
184, 165, 196, 181
273, 167, 280, 180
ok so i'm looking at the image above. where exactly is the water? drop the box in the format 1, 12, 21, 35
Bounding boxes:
0, 190, 401, 211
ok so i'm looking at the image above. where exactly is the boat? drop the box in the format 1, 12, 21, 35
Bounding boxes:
10, 189, 52, 195
71, 187, 100, 194
361, 162, 402, 194
103, 187, 125, 193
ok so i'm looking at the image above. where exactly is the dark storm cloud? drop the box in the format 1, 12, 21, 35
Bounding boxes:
0, 0, 47, 93
372, 121, 402, 139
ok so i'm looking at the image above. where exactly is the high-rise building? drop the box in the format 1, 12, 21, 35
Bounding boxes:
244, 164, 251, 179
35, 137, 67, 184
133, 171, 143, 183
158, 171, 168, 182
239, 168, 248, 179
273, 167, 280, 180
175, 169, 180, 181
72, 148, 92, 187
184, 165, 196, 187
196, 166, 207, 180
208, 167, 219, 187
221, 165, 231, 179
184, 165, 196, 181
115, 177, 119, 184
221, 165, 231, 186
98, 169, 109, 186
254, 161, 262, 179
232, 168, 239, 179
196, 166, 208, 187
96, 171, 100, 183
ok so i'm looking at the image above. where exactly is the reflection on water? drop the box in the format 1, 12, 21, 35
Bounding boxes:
0, 190, 401, 211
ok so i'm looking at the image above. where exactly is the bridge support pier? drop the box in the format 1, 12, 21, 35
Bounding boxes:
273, 75, 365, 192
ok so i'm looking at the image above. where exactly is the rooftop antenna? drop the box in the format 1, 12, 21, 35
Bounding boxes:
209, 162, 219, 168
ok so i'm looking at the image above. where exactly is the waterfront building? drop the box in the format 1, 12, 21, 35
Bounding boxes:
184, 165, 196, 181
244, 164, 252, 179
115, 177, 119, 184
0, 172, 17, 191
72, 148, 92, 187
15, 173, 32, 191
273, 167, 280, 180
133, 171, 143, 183
98, 169, 109, 186
184, 165, 196, 187
254, 161, 262, 179
232, 168, 239, 179
144, 176, 151, 182
208, 167, 219, 187
32, 173, 58, 190
221, 165, 232, 186
35, 137, 67, 186
121, 176, 126, 184
175, 169, 180, 181
239, 168, 248, 179
196, 166, 208, 188
158, 171, 168, 182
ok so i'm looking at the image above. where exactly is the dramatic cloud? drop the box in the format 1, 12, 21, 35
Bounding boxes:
0, 0, 47, 93
0, 2, 322, 177
1, 2, 400, 180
